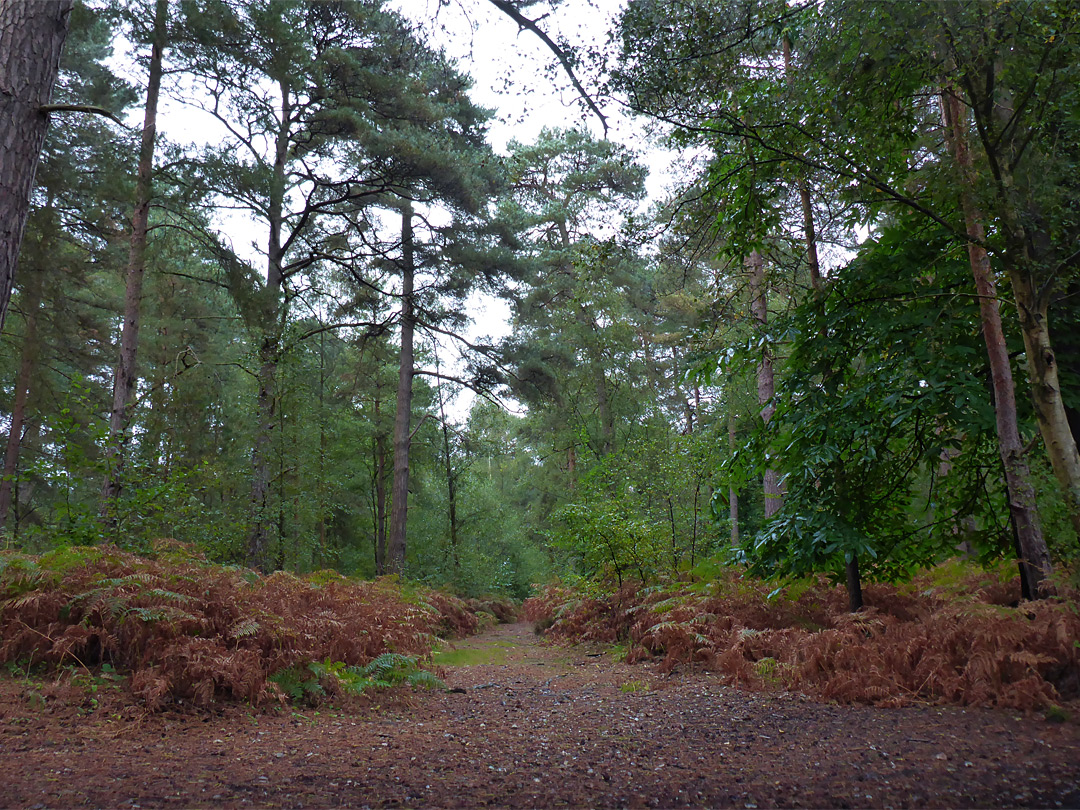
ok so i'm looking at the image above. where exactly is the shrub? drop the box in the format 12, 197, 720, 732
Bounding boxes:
0, 545, 480, 709
524, 561, 1080, 710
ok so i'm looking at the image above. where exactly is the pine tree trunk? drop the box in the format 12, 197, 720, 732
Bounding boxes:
433, 351, 460, 570
100, 0, 167, 521
246, 79, 290, 572
0, 265, 42, 531
941, 90, 1052, 596
0, 0, 72, 335
387, 205, 415, 576
439, 404, 460, 570
372, 393, 389, 576
728, 407, 739, 546
248, 351, 277, 572
748, 249, 782, 517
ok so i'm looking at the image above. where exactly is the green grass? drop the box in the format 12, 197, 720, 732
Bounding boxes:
430, 643, 512, 667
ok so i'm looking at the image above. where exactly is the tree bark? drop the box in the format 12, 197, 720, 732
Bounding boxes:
372, 387, 389, 575
941, 89, 1052, 596
0, 264, 42, 531
433, 349, 460, 570
246, 78, 291, 572
728, 406, 739, 545
748, 249, 782, 517
0, 0, 73, 335
387, 204, 415, 576
846, 552, 864, 612
100, 0, 168, 522
1004, 247, 1080, 539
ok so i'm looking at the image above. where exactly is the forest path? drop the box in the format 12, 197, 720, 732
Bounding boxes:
2, 621, 1080, 808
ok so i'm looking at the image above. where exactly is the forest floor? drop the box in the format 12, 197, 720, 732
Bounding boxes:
1, 622, 1079, 809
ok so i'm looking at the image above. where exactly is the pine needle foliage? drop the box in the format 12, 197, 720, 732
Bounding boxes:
525, 562, 1080, 710
0, 542, 478, 709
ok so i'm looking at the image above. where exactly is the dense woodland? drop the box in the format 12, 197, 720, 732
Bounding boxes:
0, 0, 1078, 616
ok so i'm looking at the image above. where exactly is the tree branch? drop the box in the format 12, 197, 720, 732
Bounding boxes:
488, 0, 608, 136
40, 103, 124, 125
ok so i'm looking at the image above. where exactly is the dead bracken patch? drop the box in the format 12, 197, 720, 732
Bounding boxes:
0, 542, 491, 709
524, 563, 1080, 710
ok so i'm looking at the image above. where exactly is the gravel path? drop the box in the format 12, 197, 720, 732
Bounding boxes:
1, 622, 1078, 808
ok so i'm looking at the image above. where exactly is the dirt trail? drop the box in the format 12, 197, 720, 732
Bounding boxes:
1, 621, 1078, 808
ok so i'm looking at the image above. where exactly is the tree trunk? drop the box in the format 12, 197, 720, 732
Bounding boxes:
0, 0, 73, 335
372, 389, 389, 576
248, 351, 277, 572
784, 35, 824, 300
246, 78, 290, 572
846, 553, 864, 612
0, 264, 42, 531
748, 249, 782, 517
1007, 265, 1080, 539
100, 0, 167, 521
728, 406, 739, 545
941, 89, 1052, 596
387, 205, 415, 576
433, 350, 460, 570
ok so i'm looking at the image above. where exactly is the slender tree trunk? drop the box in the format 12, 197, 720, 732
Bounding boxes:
387, 204, 415, 576
100, 0, 167, 521
316, 331, 327, 567
941, 89, 1052, 596
433, 349, 460, 570
728, 407, 739, 545
748, 249, 782, 517
0, 265, 42, 531
249, 351, 277, 572
784, 35, 824, 300
974, 58, 1080, 538
1006, 265, 1080, 538
438, 397, 460, 569
372, 389, 389, 575
247, 80, 291, 573
0, 0, 73, 335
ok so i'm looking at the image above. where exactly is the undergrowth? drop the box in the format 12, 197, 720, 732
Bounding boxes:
0, 541, 490, 709
524, 560, 1080, 710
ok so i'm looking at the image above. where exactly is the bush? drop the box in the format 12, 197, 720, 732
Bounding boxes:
0, 543, 481, 709
524, 561, 1080, 710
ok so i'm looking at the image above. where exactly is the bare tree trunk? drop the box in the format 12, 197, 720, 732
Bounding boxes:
372, 388, 389, 575
784, 35, 824, 300
100, 0, 167, 521
246, 79, 291, 572
748, 249, 782, 517
433, 348, 460, 570
387, 204, 415, 576
0, 265, 42, 530
941, 89, 1052, 596
1007, 266, 1080, 538
728, 407, 739, 545
0, 0, 73, 334
249, 351, 277, 572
